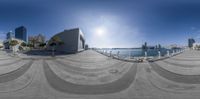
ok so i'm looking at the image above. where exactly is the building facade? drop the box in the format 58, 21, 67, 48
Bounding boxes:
15, 26, 27, 42
47, 28, 85, 53
28, 34, 46, 48
3, 37, 25, 51
193, 43, 200, 50
188, 38, 195, 48
6, 31, 14, 39
0, 41, 3, 49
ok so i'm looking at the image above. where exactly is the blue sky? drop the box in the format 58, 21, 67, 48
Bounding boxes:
0, 0, 200, 48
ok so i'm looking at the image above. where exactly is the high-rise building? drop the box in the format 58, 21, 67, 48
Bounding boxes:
188, 38, 195, 48
6, 31, 14, 39
15, 26, 27, 42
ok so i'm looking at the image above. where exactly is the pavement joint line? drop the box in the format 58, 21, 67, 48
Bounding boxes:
53, 59, 126, 72
43, 60, 138, 94
144, 64, 183, 93
162, 60, 200, 68
146, 64, 200, 93
0, 59, 22, 66
0, 60, 33, 83
149, 62, 200, 84
0, 60, 37, 93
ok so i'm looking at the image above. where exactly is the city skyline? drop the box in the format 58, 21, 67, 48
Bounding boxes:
1, 0, 200, 48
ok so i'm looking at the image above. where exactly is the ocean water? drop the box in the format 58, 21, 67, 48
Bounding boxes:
97, 48, 182, 58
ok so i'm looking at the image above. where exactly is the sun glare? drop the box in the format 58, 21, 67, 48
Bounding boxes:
95, 27, 106, 36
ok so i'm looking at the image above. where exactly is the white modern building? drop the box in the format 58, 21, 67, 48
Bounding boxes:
0, 41, 3, 49
193, 43, 200, 50
47, 28, 85, 53
3, 37, 25, 52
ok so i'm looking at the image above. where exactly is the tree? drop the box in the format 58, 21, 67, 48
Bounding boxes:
27, 43, 34, 48
28, 36, 37, 48
39, 43, 46, 49
9, 40, 19, 55
49, 36, 64, 56
21, 42, 27, 47
0, 45, 3, 49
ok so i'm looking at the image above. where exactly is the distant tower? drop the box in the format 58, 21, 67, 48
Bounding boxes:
144, 42, 147, 48
15, 26, 27, 42
188, 38, 195, 48
142, 42, 148, 51
6, 31, 14, 40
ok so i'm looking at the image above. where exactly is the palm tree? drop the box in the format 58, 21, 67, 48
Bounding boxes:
21, 42, 27, 47
49, 36, 64, 56
9, 40, 19, 55
29, 36, 37, 48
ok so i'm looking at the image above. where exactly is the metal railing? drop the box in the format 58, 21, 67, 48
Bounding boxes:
94, 48, 184, 62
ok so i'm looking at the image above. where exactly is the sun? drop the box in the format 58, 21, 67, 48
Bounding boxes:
95, 27, 106, 36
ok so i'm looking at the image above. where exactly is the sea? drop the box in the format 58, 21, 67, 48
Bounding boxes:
97, 48, 182, 58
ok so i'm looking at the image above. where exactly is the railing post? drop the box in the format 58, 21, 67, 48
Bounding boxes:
158, 51, 161, 59
145, 51, 147, 59
167, 50, 170, 57
172, 50, 175, 56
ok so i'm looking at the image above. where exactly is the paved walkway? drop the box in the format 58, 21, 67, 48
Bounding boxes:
43, 60, 137, 94
1, 50, 200, 98
0, 50, 139, 98
147, 49, 200, 94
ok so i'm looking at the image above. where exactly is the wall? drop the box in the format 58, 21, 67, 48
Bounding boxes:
48, 28, 85, 53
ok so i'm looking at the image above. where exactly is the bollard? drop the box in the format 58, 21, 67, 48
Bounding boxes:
110, 51, 112, 57
167, 50, 170, 57
145, 51, 147, 59
129, 51, 131, 59
158, 51, 161, 59
172, 50, 175, 56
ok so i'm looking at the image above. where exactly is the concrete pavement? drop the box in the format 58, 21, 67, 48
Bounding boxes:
0, 50, 200, 98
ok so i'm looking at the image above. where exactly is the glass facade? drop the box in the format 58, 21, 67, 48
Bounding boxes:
6, 32, 14, 39
15, 26, 27, 42
188, 38, 195, 48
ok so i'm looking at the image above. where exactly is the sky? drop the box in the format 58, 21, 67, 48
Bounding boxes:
0, 0, 200, 48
